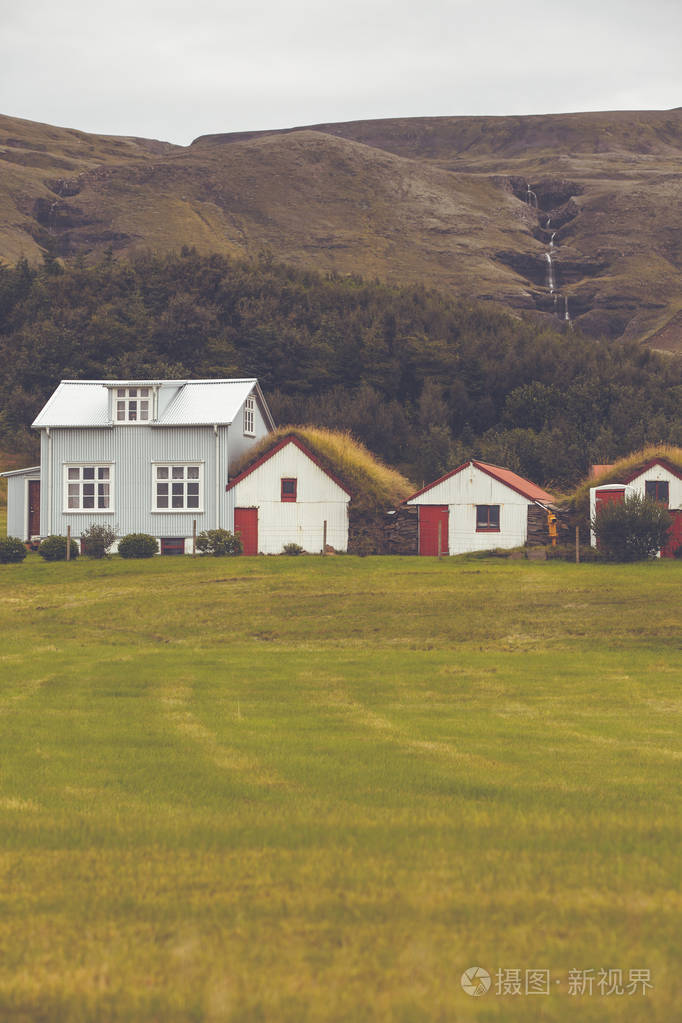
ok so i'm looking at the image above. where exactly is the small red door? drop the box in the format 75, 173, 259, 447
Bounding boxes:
419, 505, 449, 556
28, 480, 40, 538
234, 508, 258, 556
662, 509, 682, 558
595, 487, 625, 510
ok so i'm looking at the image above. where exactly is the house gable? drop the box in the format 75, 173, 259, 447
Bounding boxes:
227, 436, 351, 501
406, 460, 554, 506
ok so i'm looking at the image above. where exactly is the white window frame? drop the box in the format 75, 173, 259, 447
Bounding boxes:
243, 395, 255, 436
152, 462, 204, 513
63, 463, 114, 513
115, 387, 153, 423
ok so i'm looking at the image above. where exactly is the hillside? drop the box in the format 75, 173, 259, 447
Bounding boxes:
2, 251, 681, 491
1, 109, 680, 349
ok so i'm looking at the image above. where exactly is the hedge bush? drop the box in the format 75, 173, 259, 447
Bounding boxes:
591, 494, 672, 561
196, 528, 243, 556
0, 536, 28, 563
118, 533, 159, 559
80, 523, 117, 559
38, 535, 80, 561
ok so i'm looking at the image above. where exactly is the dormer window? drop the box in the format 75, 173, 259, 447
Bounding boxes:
116, 387, 150, 422
243, 395, 255, 436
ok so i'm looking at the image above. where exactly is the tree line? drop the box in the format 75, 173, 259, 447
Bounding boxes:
1, 247, 681, 488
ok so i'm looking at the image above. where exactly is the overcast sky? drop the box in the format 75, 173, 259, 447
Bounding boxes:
2, 0, 680, 145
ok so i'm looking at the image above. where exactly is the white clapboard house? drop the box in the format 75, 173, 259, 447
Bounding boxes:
589, 457, 682, 556
406, 459, 555, 555
3, 378, 275, 554
226, 435, 351, 554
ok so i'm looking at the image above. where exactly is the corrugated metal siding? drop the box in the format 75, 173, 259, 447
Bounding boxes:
228, 397, 271, 466
43, 424, 234, 540
6, 472, 39, 538
230, 443, 350, 553
408, 463, 532, 554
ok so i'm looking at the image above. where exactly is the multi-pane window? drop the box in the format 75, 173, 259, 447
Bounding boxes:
116, 387, 150, 422
65, 465, 112, 511
154, 464, 202, 511
281, 478, 297, 502
243, 396, 255, 435
476, 504, 500, 531
645, 480, 669, 504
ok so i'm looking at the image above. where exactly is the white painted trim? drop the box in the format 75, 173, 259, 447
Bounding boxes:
214, 424, 220, 527
47, 428, 52, 535
151, 460, 205, 513
62, 462, 115, 514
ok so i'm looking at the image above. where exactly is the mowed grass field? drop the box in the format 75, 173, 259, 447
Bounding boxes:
0, 554, 680, 1022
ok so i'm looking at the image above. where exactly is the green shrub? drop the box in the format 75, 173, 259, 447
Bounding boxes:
282, 543, 305, 555
591, 494, 672, 562
673, 544, 682, 560
38, 535, 80, 561
80, 523, 117, 559
0, 536, 28, 563
196, 528, 243, 557
118, 533, 159, 559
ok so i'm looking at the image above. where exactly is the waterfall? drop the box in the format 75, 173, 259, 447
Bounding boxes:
549, 232, 556, 249
526, 188, 538, 208
545, 252, 555, 293
564, 295, 571, 322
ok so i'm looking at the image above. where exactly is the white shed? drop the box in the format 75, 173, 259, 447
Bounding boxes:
406, 459, 555, 555
226, 436, 351, 554
589, 457, 682, 555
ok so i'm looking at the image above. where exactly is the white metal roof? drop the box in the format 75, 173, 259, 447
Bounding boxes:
31, 379, 273, 428
0, 465, 40, 478
158, 380, 259, 426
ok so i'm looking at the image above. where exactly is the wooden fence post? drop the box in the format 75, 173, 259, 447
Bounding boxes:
323, 520, 327, 555
437, 521, 442, 559
192, 519, 197, 557
575, 524, 580, 564
66, 525, 71, 562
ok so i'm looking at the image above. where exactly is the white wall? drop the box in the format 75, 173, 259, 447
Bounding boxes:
5, 470, 40, 539
589, 461, 682, 546
230, 442, 350, 554
628, 463, 682, 508
408, 464, 533, 554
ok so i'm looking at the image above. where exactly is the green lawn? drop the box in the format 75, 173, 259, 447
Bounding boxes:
0, 555, 680, 1021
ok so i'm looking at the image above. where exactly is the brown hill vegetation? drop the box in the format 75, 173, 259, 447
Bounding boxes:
1, 108, 681, 349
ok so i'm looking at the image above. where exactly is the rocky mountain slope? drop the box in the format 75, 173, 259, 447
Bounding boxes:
1, 109, 680, 349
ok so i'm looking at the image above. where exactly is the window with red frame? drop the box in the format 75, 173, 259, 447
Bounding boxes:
281, 478, 297, 502
476, 504, 500, 531
645, 480, 669, 504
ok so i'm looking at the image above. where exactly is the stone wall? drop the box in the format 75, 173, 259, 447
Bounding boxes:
383, 506, 418, 555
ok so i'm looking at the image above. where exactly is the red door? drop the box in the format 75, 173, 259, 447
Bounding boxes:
234, 508, 258, 556
28, 480, 40, 538
419, 505, 449, 556
595, 487, 625, 510
662, 509, 682, 559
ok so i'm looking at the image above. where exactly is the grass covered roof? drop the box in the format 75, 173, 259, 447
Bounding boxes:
230, 426, 416, 515
568, 445, 682, 517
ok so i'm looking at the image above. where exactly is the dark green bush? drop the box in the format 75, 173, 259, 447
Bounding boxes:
0, 536, 27, 563
118, 533, 159, 559
38, 535, 80, 561
196, 528, 243, 556
591, 494, 672, 562
673, 544, 682, 560
80, 523, 117, 558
